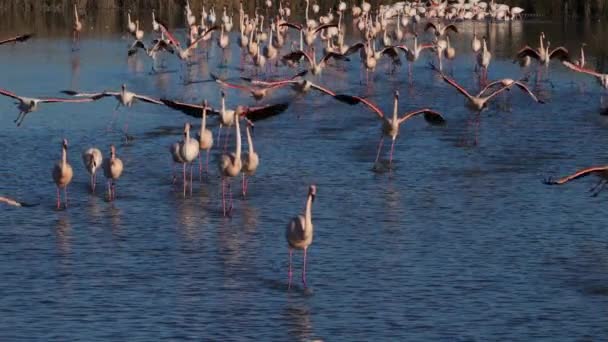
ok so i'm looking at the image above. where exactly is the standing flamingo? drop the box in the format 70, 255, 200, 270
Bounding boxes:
52, 139, 73, 209
82, 147, 103, 192
241, 122, 259, 198
103, 145, 123, 201
179, 123, 200, 196
73, 4, 83, 46
286, 184, 317, 289
219, 110, 242, 216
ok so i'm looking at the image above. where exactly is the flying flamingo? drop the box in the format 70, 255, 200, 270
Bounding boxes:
241, 122, 259, 198
82, 147, 103, 192
516, 32, 569, 68
544, 166, 608, 197
478, 78, 544, 103
157, 21, 218, 62
0, 88, 96, 127
335, 90, 445, 169
52, 139, 73, 209
102, 145, 123, 201
0, 33, 33, 46
178, 122, 200, 197
218, 110, 242, 217
286, 184, 317, 289
196, 101, 214, 179
425, 22, 458, 37
281, 47, 348, 75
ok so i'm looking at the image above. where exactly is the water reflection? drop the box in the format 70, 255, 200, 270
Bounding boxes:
54, 213, 72, 257
283, 300, 315, 342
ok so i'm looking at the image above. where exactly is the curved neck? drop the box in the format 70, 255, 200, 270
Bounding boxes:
201, 107, 207, 130
235, 114, 242, 159
305, 1, 309, 21
304, 192, 313, 227
74, 5, 78, 20
62, 146, 67, 166
246, 125, 254, 153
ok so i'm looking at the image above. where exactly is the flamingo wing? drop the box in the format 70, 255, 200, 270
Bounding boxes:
320, 52, 349, 65
424, 22, 438, 33
516, 46, 541, 60
133, 94, 163, 105
0, 88, 22, 101
243, 103, 290, 122
437, 72, 473, 100
343, 42, 365, 56
313, 24, 338, 34
544, 166, 608, 185
161, 99, 219, 118
562, 61, 604, 78
333, 94, 384, 119
444, 24, 459, 34
187, 25, 219, 51
128, 40, 146, 56
157, 20, 181, 47
60, 90, 114, 99
477, 79, 507, 96
211, 73, 251, 91
279, 22, 304, 31
512, 82, 544, 103
309, 82, 336, 96
379, 47, 401, 64
0, 33, 33, 45
549, 47, 569, 61
282, 50, 313, 66
0, 196, 38, 207
39, 97, 97, 103
398, 109, 446, 125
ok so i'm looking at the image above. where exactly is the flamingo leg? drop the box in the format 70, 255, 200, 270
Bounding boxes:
198, 154, 202, 182
592, 181, 607, 197
221, 177, 226, 216
56, 187, 61, 209
302, 247, 308, 288
111, 180, 116, 201
13, 111, 23, 124
288, 248, 293, 289
228, 179, 234, 215
242, 173, 247, 199
205, 149, 210, 176
189, 163, 194, 196
64, 186, 69, 208
106, 180, 111, 201
374, 136, 384, 165
182, 163, 187, 198
91, 173, 95, 192
589, 179, 605, 193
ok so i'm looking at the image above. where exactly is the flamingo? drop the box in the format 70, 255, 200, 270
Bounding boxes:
220, 72, 336, 100
103, 145, 123, 201
282, 47, 348, 75
574, 43, 586, 67
127, 39, 175, 72
241, 122, 259, 198
286, 184, 317, 289
433, 68, 523, 112
335, 90, 445, 168
127, 10, 136, 34
73, 4, 83, 44
544, 166, 608, 197
82, 147, 103, 192
0, 88, 96, 127
478, 78, 544, 103
61, 84, 162, 109
219, 110, 242, 217
134, 20, 144, 41
477, 37, 492, 81
52, 139, 73, 209
197, 101, 214, 178
158, 22, 218, 62
516, 32, 569, 68
152, 10, 160, 32
178, 123, 200, 197
562, 61, 608, 89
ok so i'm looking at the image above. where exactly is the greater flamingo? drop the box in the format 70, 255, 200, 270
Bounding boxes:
197, 101, 214, 178
52, 139, 73, 209
286, 184, 317, 289
179, 122, 200, 196
544, 166, 608, 197
102, 145, 123, 201
218, 110, 242, 216
241, 122, 259, 198
82, 147, 103, 192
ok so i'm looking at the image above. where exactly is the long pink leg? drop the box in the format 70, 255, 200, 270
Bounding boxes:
205, 149, 210, 176
90, 174, 94, 192
182, 163, 187, 197
374, 136, 384, 165
242, 173, 247, 198
64, 187, 69, 208
198, 155, 202, 182
388, 138, 396, 169
302, 247, 308, 288
189, 163, 194, 196
56, 187, 61, 209
228, 180, 233, 215
221, 177, 226, 216
288, 248, 293, 289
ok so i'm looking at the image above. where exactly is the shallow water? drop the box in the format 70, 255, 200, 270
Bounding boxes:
1, 15, 608, 340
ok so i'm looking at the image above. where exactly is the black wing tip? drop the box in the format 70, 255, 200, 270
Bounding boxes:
543, 177, 557, 185
334, 94, 361, 105
61, 90, 78, 95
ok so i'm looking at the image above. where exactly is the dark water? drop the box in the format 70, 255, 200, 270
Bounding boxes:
1, 15, 608, 341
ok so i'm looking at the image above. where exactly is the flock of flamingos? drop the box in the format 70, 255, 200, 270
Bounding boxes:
1, 0, 608, 288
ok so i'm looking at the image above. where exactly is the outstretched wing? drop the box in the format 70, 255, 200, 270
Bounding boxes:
398, 109, 446, 125
309, 82, 336, 96
320, 52, 349, 65
549, 47, 569, 61
0, 33, 33, 45
512, 81, 544, 103
544, 166, 608, 185
157, 20, 181, 47
0, 88, 22, 101
282, 50, 313, 66
244, 103, 290, 122
333, 94, 384, 118
279, 22, 304, 31
516, 46, 541, 60
343, 42, 366, 56
161, 99, 219, 118
424, 22, 438, 33
562, 60, 604, 78
186, 25, 219, 51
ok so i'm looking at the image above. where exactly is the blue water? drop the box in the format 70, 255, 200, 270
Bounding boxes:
1, 18, 608, 340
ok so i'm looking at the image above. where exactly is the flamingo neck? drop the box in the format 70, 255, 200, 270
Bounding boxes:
304, 192, 313, 228
202, 108, 207, 130
246, 125, 254, 154
392, 96, 398, 123
235, 114, 242, 160
61, 146, 67, 166
305, 0, 309, 21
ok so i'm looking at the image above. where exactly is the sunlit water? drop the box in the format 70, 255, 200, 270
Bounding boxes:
1, 15, 608, 340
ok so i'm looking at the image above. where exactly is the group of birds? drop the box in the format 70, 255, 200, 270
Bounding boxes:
2, 0, 608, 289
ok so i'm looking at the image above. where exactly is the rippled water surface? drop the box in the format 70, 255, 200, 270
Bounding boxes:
1, 14, 608, 341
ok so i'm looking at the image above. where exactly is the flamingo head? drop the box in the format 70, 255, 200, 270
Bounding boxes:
121, 84, 127, 91
62, 138, 68, 149
309, 184, 317, 201
394, 90, 399, 100
109, 144, 116, 156
221, 90, 226, 99
183, 122, 191, 136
